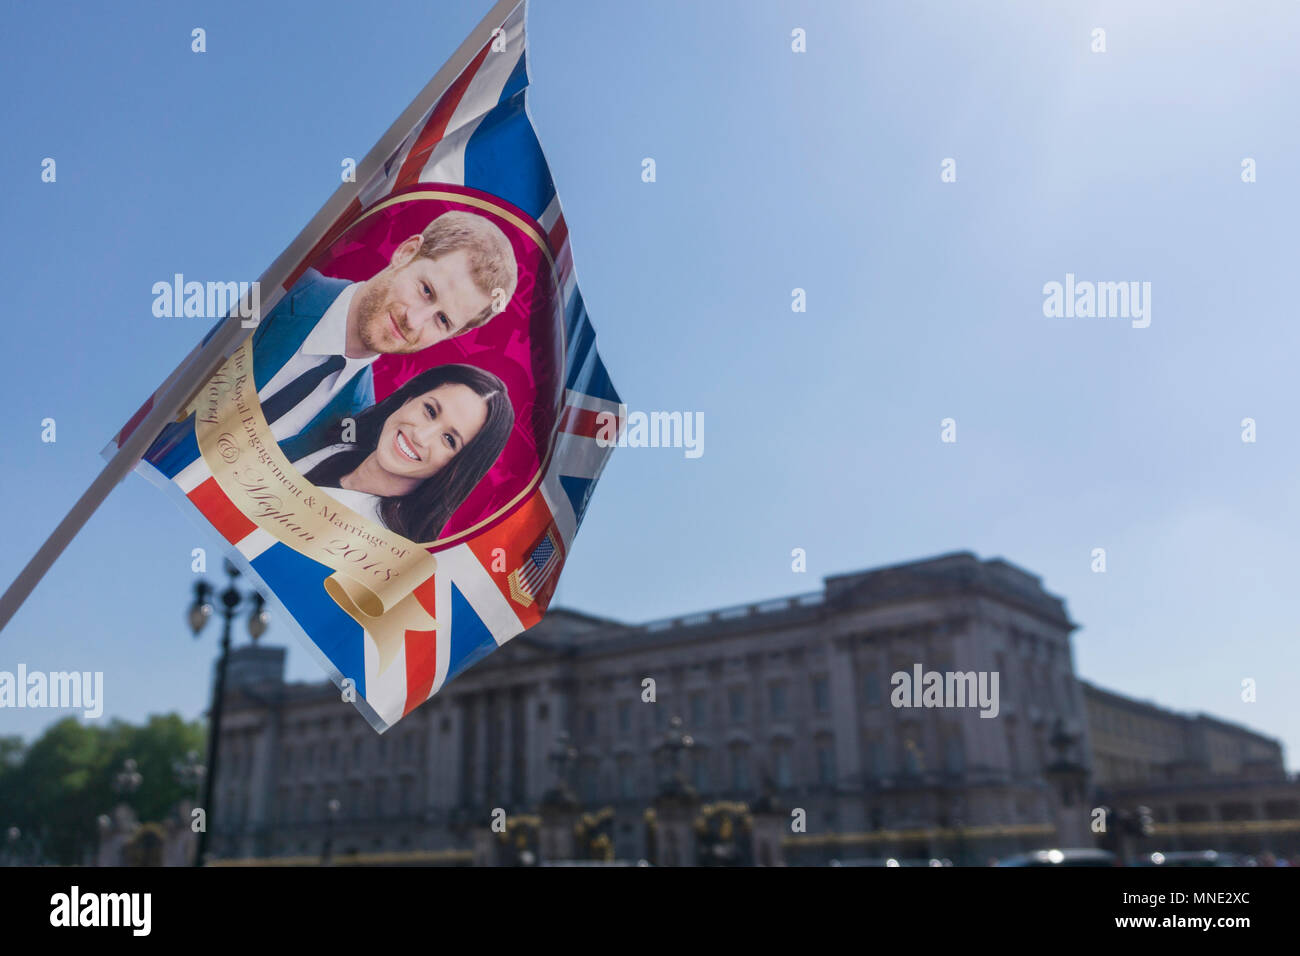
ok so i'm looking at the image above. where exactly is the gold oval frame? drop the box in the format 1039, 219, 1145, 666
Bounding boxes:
294, 187, 565, 552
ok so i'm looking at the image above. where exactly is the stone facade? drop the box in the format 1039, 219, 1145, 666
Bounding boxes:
1084, 681, 1284, 787
203, 551, 1293, 864
1082, 681, 1298, 857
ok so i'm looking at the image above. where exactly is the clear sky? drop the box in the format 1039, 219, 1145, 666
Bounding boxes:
2, 0, 1298, 768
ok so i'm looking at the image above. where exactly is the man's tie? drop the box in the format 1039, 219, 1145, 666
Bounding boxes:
260, 355, 347, 426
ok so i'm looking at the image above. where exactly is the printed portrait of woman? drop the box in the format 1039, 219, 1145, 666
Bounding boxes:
293, 364, 515, 543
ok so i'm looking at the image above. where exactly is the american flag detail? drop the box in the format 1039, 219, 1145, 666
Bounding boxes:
110, 0, 621, 733
508, 527, 561, 608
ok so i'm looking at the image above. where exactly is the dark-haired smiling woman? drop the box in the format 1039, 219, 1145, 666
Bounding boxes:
293, 364, 514, 542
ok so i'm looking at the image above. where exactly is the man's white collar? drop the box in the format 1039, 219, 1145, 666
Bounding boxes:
301, 282, 375, 364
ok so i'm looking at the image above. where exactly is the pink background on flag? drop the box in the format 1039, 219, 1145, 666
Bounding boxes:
307, 183, 564, 549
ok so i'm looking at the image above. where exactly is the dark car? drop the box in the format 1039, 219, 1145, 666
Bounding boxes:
1140, 850, 1241, 867
829, 857, 953, 867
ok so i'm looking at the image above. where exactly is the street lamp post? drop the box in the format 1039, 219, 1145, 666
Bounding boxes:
106, 756, 144, 865
188, 560, 268, 867
546, 732, 579, 799
655, 716, 695, 795
538, 733, 580, 863
173, 749, 206, 804
4, 827, 20, 866
648, 717, 697, 866
95, 814, 113, 866
114, 758, 143, 799
1043, 718, 1090, 849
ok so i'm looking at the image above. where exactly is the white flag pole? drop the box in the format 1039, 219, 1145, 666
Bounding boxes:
0, 0, 524, 634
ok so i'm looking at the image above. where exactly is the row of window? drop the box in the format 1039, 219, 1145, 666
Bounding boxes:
578, 742, 840, 801
273, 778, 421, 824
581, 666, 1028, 738
269, 835, 417, 857
571, 735, 968, 802
1097, 755, 1157, 784
225, 729, 970, 823
587, 676, 835, 737
276, 731, 427, 776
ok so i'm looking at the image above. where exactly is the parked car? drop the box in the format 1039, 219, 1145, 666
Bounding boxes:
1139, 850, 1242, 867
994, 848, 1118, 867
829, 857, 953, 867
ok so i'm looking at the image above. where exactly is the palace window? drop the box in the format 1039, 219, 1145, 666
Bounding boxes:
690, 692, 708, 729
863, 669, 882, 707
868, 739, 889, 777
618, 701, 631, 735
579, 760, 599, 802
728, 687, 746, 723
774, 746, 793, 788
693, 752, 711, 792
944, 736, 965, 774
769, 682, 788, 719
902, 737, 921, 775
729, 746, 751, 791
816, 740, 837, 785
812, 676, 830, 715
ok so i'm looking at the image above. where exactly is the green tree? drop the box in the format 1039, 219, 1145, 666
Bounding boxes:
108, 714, 206, 824
0, 714, 205, 864
14, 718, 109, 863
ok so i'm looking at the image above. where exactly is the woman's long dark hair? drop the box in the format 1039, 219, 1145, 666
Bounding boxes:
304, 363, 514, 542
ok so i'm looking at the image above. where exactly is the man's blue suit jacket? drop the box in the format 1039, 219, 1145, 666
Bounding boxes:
144, 269, 376, 479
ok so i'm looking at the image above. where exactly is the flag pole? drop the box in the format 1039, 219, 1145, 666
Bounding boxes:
0, 0, 524, 634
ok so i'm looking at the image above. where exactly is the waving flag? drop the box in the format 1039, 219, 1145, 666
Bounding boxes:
108, 0, 620, 732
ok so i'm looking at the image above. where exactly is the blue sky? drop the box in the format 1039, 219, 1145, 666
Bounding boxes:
1, 0, 1298, 768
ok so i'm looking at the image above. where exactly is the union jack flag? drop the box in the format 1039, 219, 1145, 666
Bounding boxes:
109, 0, 621, 732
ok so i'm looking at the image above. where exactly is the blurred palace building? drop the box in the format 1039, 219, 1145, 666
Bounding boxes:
194, 552, 1299, 865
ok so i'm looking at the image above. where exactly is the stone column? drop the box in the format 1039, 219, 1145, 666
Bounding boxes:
498, 688, 514, 806
473, 692, 489, 805
446, 701, 463, 812
523, 687, 543, 804
828, 637, 863, 830
246, 716, 277, 858
529, 681, 569, 804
